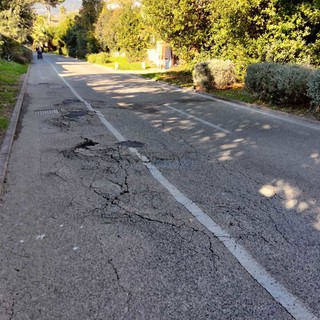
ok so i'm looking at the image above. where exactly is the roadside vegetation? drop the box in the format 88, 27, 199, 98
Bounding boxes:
0, 60, 28, 136
0, 0, 63, 142
1, 0, 320, 134
86, 53, 156, 70
143, 67, 320, 121
29, 0, 319, 121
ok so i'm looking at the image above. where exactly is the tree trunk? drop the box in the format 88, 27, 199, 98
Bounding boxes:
46, 5, 51, 22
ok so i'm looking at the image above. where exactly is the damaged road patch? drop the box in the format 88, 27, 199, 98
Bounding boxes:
116, 140, 144, 148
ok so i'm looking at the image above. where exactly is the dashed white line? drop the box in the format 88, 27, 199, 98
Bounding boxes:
164, 103, 230, 134
50, 62, 318, 320
189, 90, 320, 132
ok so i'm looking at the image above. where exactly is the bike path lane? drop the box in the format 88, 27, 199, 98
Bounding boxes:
0, 57, 299, 319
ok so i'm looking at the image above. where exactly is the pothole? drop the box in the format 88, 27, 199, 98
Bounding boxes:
74, 138, 98, 150
116, 140, 144, 148
61, 99, 82, 105
64, 110, 88, 119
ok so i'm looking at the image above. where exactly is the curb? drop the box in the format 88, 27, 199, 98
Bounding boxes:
0, 64, 31, 194
133, 74, 320, 129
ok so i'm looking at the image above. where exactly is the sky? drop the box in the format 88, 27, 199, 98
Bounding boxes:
35, 0, 82, 15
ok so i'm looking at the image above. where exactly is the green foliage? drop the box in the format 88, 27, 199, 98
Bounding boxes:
0, 0, 34, 41
39, 0, 65, 21
143, 69, 193, 87
307, 70, 320, 107
95, 7, 114, 51
192, 62, 212, 91
93, 56, 153, 70
0, 59, 28, 84
80, 0, 103, 28
245, 62, 312, 105
0, 59, 28, 132
0, 35, 32, 64
193, 59, 236, 90
54, 13, 76, 55
86, 52, 110, 64
0, 117, 9, 130
211, 87, 257, 104
32, 15, 58, 51
51, 0, 103, 59
95, 2, 151, 62
207, 59, 236, 89
31, 0, 320, 77
60, 1, 103, 58
142, 0, 212, 61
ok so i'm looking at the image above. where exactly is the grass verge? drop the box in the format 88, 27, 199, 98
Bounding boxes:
93, 56, 156, 71
0, 59, 28, 143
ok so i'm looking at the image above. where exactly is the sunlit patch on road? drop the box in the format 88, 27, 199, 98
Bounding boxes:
259, 180, 312, 213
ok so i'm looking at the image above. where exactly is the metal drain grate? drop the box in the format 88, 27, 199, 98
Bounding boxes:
34, 109, 59, 115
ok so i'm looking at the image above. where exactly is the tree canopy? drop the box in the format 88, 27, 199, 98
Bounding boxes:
0, 0, 35, 41
2, 0, 319, 74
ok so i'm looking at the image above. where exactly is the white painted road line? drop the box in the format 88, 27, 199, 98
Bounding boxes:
51, 62, 319, 320
189, 90, 320, 132
164, 103, 231, 134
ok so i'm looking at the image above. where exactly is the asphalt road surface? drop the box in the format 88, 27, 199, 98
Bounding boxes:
0, 54, 319, 320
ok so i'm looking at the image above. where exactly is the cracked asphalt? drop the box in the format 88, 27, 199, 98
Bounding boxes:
0, 54, 319, 319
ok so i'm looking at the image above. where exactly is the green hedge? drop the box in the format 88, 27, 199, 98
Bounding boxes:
245, 63, 312, 106
193, 59, 236, 91
308, 70, 320, 108
86, 52, 110, 64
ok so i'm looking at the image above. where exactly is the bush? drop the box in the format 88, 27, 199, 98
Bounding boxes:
307, 70, 320, 108
192, 62, 212, 91
193, 59, 236, 91
86, 52, 110, 64
207, 59, 236, 89
0, 35, 32, 64
245, 62, 312, 106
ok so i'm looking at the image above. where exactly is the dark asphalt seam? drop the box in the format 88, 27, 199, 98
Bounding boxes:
8, 298, 15, 320
97, 242, 132, 313
0, 64, 31, 194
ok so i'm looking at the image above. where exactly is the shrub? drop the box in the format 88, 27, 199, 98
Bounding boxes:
307, 70, 320, 108
86, 52, 110, 64
192, 62, 212, 91
0, 35, 32, 64
245, 62, 312, 106
207, 59, 236, 89
193, 59, 236, 90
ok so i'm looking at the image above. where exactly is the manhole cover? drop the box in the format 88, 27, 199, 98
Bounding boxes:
116, 140, 144, 148
34, 109, 59, 115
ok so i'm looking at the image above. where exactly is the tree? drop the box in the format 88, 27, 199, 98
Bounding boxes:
142, 0, 212, 62
55, 13, 76, 54
32, 15, 57, 50
0, 0, 35, 41
95, 6, 115, 51
39, 0, 65, 21
60, 0, 103, 58
116, 1, 152, 61
79, 0, 103, 27
95, 1, 152, 61
59, 5, 66, 16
